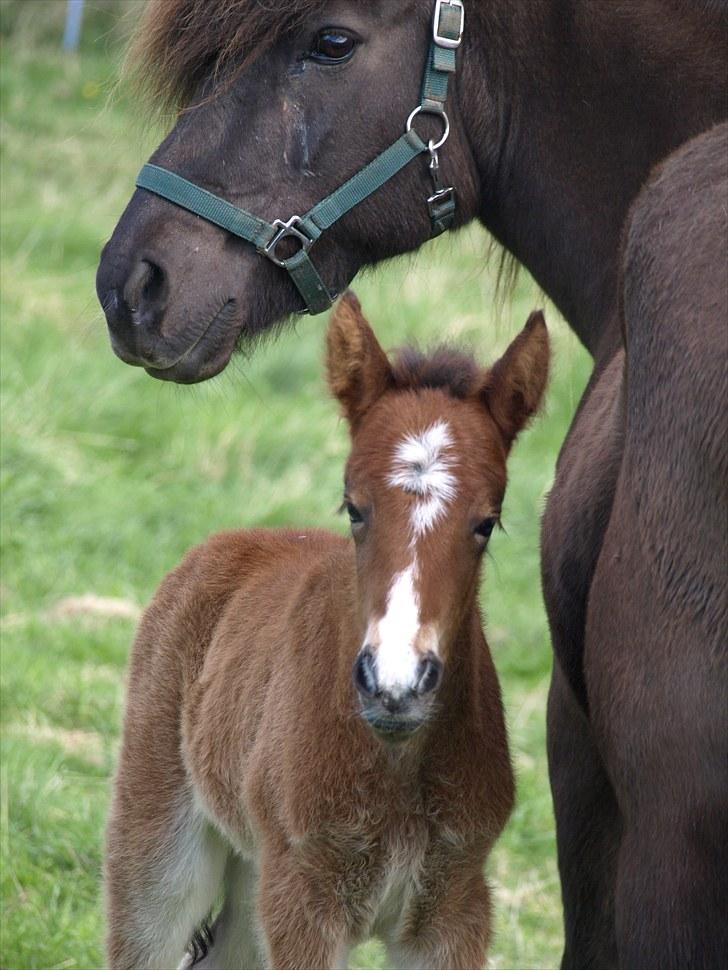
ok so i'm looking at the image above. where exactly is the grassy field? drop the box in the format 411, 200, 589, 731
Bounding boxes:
1, 7, 591, 968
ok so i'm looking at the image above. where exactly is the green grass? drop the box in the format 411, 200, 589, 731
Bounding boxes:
1, 12, 590, 969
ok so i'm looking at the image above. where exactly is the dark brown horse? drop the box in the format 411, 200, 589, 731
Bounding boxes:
96, 2, 728, 967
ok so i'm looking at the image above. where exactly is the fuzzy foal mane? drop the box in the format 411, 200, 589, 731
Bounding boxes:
389, 346, 482, 400
128, 0, 327, 108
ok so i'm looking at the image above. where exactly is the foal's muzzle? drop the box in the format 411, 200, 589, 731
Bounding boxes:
353, 647, 443, 741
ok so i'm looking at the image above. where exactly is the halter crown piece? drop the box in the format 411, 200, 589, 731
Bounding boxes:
135, 0, 465, 314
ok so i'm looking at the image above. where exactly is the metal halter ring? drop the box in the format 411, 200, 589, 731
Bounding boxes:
406, 105, 450, 151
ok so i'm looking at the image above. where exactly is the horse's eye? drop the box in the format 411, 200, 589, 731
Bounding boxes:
474, 517, 497, 543
310, 29, 357, 64
346, 502, 364, 526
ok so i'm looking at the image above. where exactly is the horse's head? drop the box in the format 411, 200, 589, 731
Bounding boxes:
96, 0, 480, 383
327, 292, 549, 742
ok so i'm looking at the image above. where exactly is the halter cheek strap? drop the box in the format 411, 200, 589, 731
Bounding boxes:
137, 130, 430, 314
135, 0, 465, 315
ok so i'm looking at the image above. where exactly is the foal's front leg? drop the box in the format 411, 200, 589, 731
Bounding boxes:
256, 848, 351, 970
388, 857, 493, 970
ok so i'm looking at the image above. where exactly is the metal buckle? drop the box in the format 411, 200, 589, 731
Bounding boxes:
428, 186, 456, 210
433, 0, 464, 50
427, 186, 456, 236
259, 216, 313, 268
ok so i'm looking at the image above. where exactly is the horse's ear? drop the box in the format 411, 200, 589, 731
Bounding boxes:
481, 311, 550, 450
327, 291, 393, 428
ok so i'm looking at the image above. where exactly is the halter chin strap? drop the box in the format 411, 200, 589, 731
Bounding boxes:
135, 0, 464, 315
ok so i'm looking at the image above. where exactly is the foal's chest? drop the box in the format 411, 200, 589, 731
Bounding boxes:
371, 838, 426, 936
350, 814, 432, 940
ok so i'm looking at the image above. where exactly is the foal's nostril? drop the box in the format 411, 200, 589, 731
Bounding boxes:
123, 258, 167, 315
353, 648, 378, 698
416, 654, 442, 695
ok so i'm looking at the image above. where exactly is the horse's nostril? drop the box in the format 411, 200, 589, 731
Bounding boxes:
416, 654, 442, 695
104, 289, 121, 315
100, 286, 131, 332
123, 258, 167, 314
353, 648, 378, 698
99, 257, 171, 364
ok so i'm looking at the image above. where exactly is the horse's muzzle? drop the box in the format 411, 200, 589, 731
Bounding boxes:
353, 648, 442, 742
97, 251, 242, 383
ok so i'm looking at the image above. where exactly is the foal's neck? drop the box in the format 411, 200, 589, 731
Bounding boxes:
461, 0, 727, 361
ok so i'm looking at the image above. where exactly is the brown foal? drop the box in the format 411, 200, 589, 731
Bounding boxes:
105, 293, 549, 970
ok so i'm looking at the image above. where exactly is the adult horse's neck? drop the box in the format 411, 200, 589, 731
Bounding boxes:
460, 0, 726, 360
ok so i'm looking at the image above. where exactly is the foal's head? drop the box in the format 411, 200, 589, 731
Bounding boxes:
327, 293, 549, 742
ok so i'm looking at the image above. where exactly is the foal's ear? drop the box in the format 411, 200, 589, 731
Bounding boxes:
327, 291, 393, 428
481, 311, 550, 450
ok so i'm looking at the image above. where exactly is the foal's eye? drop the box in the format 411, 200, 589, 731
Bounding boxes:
346, 502, 364, 526
474, 517, 498, 543
310, 29, 357, 64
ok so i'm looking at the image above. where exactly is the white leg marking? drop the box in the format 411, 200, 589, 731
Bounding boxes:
333, 944, 350, 970
385, 943, 438, 970
134, 795, 228, 970
188, 854, 263, 970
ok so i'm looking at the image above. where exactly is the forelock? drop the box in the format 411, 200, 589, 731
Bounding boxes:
128, 0, 327, 109
390, 346, 482, 399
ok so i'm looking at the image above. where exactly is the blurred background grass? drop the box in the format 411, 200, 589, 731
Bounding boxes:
0, 3, 590, 968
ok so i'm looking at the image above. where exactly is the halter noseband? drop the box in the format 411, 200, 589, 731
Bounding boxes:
135, 0, 465, 315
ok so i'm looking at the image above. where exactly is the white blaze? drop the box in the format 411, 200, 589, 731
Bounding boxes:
368, 562, 439, 696
388, 420, 457, 537
372, 563, 421, 692
365, 421, 454, 694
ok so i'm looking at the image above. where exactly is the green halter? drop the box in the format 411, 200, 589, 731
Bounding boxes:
135, 0, 465, 315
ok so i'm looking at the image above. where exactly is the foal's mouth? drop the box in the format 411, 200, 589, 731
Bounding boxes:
360, 709, 427, 743
144, 300, 242, 384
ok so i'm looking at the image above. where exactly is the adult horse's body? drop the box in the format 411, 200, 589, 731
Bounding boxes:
97, 2, 728, 966
543, 122, 728, 969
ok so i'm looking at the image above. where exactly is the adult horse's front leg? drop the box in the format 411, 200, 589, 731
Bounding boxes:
586, 475, 728, 970
547, 663, 620, 969
541, 351, 625, 968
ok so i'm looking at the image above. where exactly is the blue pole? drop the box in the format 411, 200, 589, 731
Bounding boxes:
63, 0, 85, 51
